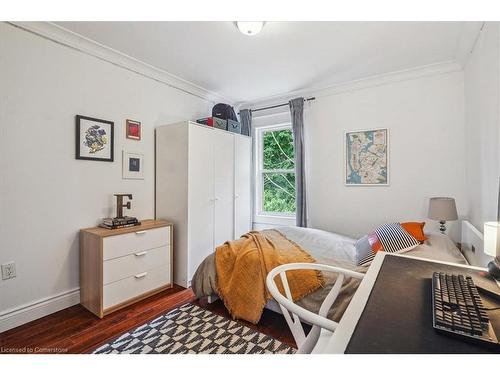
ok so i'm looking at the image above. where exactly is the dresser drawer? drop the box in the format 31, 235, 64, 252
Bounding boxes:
103, 245, 170, 285
103, 227, 170, 260
103, 265, 171, 310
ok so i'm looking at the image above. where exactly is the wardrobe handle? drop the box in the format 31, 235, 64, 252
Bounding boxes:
134, 251, 147, 257
134, 272, 148, 279
235, 194, 240, 199
135, 230, 147, 235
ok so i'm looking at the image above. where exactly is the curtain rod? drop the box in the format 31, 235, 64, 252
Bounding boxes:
239, 97, 316, 114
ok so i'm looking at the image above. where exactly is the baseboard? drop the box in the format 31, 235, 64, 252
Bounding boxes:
0, 288, 80, 333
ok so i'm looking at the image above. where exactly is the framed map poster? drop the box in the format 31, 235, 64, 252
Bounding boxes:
345, 128, 389, 186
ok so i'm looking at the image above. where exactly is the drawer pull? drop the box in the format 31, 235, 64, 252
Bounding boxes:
134, 251, 147, 257
134, 272, 148, 279
135, 230, 147, 235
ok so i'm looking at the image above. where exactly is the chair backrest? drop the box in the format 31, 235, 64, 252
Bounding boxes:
266, 262, 364, 354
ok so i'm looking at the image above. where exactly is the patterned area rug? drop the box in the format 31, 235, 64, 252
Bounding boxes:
93, 303, 296, 354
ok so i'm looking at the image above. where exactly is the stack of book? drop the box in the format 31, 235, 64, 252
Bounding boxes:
100, 216, 141, 230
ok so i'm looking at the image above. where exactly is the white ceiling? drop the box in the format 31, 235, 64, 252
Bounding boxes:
56, 21, 465, 103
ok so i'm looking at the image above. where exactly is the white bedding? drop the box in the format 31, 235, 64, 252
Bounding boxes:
192, 226, 468, 321
276, 226, 468, 266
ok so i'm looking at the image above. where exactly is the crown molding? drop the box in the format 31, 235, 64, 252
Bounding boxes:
238, 60, 463, 111
455, 21, 484, 66
7, 21, 233, 104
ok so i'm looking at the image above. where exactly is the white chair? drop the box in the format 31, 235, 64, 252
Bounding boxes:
266, 263, 364, 354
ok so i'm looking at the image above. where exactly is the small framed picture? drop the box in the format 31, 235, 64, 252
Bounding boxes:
126, 119, 141, 140
122, 151, 144, 179
76, 115, 114, 161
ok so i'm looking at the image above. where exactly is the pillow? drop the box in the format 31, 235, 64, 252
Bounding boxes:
355, 223, 420, 266
401, 222, 427, 243
354, 235, 374, 266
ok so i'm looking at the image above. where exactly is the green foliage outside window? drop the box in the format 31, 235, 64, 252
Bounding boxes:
262, 129, 296, 214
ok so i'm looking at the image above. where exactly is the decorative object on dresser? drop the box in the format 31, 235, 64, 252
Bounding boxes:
80, 219, 173, 318
126, 119, 141, 140
428, 197, 458, 235
75, 115, 114, 162
345, 128, 388, 186
100, 194, 140, 229
122, 151, 144, 179
155, 121, 252, 288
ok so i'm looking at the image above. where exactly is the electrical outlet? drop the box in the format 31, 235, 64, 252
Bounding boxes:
1, 262, 16, 280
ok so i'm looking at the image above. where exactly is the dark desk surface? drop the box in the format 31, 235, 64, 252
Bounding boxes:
345, 256, 500, 354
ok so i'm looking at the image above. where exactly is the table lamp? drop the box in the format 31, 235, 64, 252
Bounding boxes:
428, 197, 458, 235
483, 222, 500, 280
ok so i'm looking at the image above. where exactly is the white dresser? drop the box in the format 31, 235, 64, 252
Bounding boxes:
80, 219, 173, 318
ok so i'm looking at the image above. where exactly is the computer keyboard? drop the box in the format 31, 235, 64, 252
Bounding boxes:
432, 272, 499, 348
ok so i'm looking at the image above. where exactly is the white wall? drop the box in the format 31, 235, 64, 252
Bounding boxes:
464, 22, 500, 231
250, 70, 467, 241
0, 23, 212, 325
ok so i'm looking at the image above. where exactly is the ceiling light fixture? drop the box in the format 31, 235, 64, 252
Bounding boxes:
236, 21, 265, 36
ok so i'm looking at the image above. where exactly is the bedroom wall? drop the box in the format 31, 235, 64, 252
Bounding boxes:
463, 22, 500, 231
250, 68, 467, 241
0, 23, 213, 330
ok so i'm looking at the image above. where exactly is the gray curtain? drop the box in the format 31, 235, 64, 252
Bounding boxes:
239, 109, 254, 223
289, 97, 307, 227
239, 109, 252, 136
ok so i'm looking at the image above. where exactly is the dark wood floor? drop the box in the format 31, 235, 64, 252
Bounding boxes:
0, 285, 297, 353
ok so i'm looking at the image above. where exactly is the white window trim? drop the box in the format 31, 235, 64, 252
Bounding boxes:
254, 123, 296, 226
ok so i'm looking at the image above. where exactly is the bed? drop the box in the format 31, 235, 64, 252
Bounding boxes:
191, 226, 468, 323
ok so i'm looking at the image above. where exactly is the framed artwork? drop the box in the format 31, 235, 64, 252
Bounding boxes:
345, 128, 389, 186
76, 115, 114, 162
122, 151, 144, 179
126, 119, 141, 140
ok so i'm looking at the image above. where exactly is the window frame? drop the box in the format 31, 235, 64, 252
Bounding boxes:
254, 123, 297, 221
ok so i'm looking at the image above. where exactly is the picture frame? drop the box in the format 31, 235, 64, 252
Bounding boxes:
126, 119, 141, 140
344, 128, 389, 186
122, 151, 144, 180
76, 115, 114, 162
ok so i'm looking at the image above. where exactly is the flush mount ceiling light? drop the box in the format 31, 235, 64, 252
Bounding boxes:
236, 21, 265, 36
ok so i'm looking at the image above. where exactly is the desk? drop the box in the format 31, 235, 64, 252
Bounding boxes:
312, 252, 500, 353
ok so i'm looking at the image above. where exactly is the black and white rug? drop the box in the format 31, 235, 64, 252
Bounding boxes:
93, 303, 295, 354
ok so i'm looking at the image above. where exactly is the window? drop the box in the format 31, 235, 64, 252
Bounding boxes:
256, 124, 296, 217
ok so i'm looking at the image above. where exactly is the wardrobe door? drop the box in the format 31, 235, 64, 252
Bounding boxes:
213, 131, 235, 245
234, 136, 252, 238
187, 125, 215, 284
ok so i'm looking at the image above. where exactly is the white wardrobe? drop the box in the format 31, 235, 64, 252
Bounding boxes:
155, 121, 252, 287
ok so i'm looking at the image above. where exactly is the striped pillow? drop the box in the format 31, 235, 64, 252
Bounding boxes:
356, 223, 419, 266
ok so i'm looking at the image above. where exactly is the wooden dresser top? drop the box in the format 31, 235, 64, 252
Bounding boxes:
80, 219, 172, 238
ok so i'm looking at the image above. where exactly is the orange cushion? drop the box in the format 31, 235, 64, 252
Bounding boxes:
367, 232, 383, 252
401, 222, 427, 242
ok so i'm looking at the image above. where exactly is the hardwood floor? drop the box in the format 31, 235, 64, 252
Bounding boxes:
0, 285, 299, 353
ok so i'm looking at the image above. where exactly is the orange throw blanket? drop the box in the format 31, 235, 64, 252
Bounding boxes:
215, 230, 324, 324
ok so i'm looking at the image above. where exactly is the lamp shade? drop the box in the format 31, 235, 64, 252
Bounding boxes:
484, 222, 500, 257
428, 197, 458, 221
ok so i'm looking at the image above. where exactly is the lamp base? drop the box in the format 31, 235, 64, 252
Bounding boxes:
487, 257, 500, 280
439, 220, 447, 235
